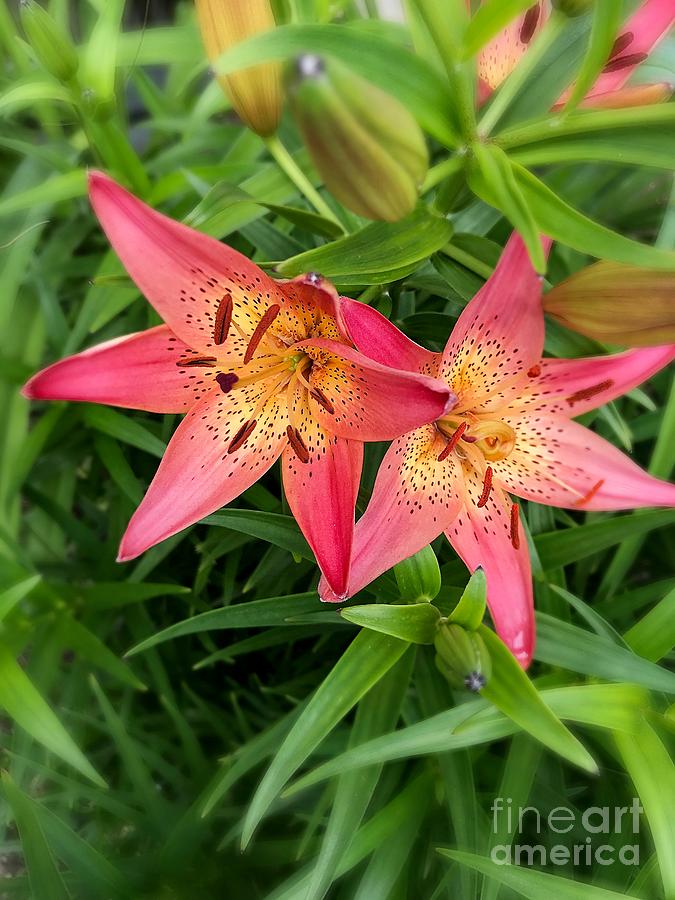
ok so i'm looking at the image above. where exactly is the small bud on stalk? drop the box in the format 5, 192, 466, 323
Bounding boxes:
195, 0, 282, 136
544, 262, 675, 347
394, 545, 441, 603
287, 54, 428, 221
434, 621, 492, 692
20, 0, 78, 83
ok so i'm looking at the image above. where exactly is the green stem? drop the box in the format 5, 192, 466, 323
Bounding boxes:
440, 242, 493, 280
264, 135, 344, 230
478, 11, 566, 137
358, 284, 384, 304
422, 155, 465, 193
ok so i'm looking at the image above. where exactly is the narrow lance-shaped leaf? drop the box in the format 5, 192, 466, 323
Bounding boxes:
340, 603, 440, 644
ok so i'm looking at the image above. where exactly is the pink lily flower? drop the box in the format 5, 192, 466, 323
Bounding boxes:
478, 0, 674, 109
321, 234, 675, 666
23, 173, 454, 598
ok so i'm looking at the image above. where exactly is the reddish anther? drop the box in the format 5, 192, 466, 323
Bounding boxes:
527, 364, 541, 378
520, 4, 540, 44
216, 372, 238, 393
287, 425, 310, 463
609, 32, 633, 59
213, 293, 233, 345
573, 479, 604, 508
310, 387, 335, 414
477, 466, 493, 508
437, 421, 468, 461
244, 304, 280, 364
177, 356, 217, 367
603, 52, 647, 73
566, 380, 614, 407
227, 419, 257, 454
510, 504, 520, 550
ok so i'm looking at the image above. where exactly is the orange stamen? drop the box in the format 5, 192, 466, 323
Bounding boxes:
227, 419, 257, 454
177, 356, 217, 368
213, 293, 233, 345
510, 504, 520, 550
286, 425, 310, 464
566, 380, 613, 407
244, 304, 280, 364
573, 479, 604, 508
477, 466, 493, 508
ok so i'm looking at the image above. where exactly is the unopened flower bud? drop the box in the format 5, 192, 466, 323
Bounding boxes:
195, 0, 282, 136
287, 54, 428, 221
544, 262, 675, 347
434, 622, 492, 692
20, 0, 78, 83
394, 545, 441, 603
552, 0, 593, 16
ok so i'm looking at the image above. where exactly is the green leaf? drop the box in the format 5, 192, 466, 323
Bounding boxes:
562, 0, 622, 114
204, 509, 312, 559
340, 603, 440, 644
210, 23, 458, 146
469, 144, 546, 272
0, 643, 104, 786
126, 593, 323, 656
512, 162, 675, 269
241, 630, 410, 848
449, 567, 487, 630
0, 170, 87, 218
623, 585, 675, 662
615, 722, 675, 900
535, 613, 675, 692
438, 849, 642, 899
81, 406, 166, 458
55, 616, 146, 691
276, 206, 454, 282
1, 773, 71, 900
0, 79, 73, 116
475, 626, 598, 774
0, 573, 40, 623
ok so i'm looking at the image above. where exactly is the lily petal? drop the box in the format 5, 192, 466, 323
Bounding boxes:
477, 2, 547, 92
493, 412, 675, 510
587, 0, 675, 98
440, 234, 549, 410
319, 425, 463, 601
339, 297, 440, 374
298, 337, 454, 441
89, 172, 290, 355
22, 326, 215, 413
511, 346, 675, 416
445, 472, 534, 667
580, 83, 673, 109
118, 382, 288, 560
283, 407, 362, 597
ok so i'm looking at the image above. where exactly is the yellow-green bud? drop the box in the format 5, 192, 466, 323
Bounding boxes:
287, 54, 428, 222
195, 0, 282, 136
394, 545, 441, 603
544, 262, 675, 347
434, 622, 492, 692
552, 0, 593, 16
20, 0, 78, 83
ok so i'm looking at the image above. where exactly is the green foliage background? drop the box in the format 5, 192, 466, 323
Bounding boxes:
0, 1, 674, 897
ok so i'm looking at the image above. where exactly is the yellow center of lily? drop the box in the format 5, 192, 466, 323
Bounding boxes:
436, 413, 516, 464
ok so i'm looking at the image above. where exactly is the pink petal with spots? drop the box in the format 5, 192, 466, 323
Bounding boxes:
117, 383, 289, 560
319, 426, 463, 602
511, 345, 675, 416
283, 424, 362, 598
339, 297, 441, 374
477, 2, 548, 91
586, 0, 675, 98
22, 326, 214, 413
89, 172, 291, 355
445, 474, 534, 667
297, 337, 455, 442
440, 233, 550, 410
492, 412, 675, 510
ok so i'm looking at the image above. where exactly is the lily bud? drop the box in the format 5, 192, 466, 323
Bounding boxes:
195, 0, 282, 136
544, 262, 675, 347
434, 622, 492, 692
394, 545, 441, 603
552, 0, 593, 16
287, 54, 428, 221
20, 0, 78, 83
